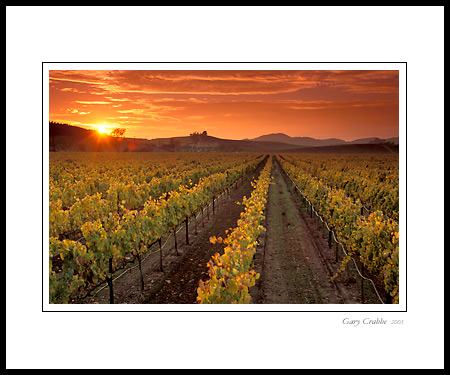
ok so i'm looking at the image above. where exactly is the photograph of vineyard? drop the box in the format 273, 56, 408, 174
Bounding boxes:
48, 69, 400, 306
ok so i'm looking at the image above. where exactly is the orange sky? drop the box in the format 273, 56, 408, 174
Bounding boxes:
49, 70, 399, 141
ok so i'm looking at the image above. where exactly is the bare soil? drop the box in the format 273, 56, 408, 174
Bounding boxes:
252, 160, 357, 304
83, 156, 383, 305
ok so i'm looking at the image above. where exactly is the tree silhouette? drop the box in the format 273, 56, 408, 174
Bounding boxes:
111, 128, 126, 151
111, 128, 126, 138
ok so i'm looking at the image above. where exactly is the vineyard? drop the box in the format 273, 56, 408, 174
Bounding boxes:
48, 151, 399, 305
277, 154, 399, 303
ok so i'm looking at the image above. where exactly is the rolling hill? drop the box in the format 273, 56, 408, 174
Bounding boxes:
49, 122, 303, 153
49, 122, 398, 154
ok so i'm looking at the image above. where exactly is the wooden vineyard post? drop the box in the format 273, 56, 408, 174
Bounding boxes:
361, 265, 365, 304
136, 252, 145, 291
386, 291, 392, 304
194, 213, 197, 235
185, 217, 189, 245
212, 195, 215, 215
158, 238, 163, 272
107, 257, 114, 304
174, 228, 179, 256
300, 194, 306, 212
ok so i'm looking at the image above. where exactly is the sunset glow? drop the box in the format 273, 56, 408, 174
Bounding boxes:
96, 125, 109, 134
49, 70, 399, 141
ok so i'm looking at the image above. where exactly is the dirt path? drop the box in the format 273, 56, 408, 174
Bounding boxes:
86, 160, 266, 304
252, 158, 363, 304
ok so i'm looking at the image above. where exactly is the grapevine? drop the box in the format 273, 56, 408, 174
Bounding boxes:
197, 156, 273, 303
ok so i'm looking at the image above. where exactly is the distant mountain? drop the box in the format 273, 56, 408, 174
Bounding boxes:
251, 133, 298, 144
252, 133, 347, 147
384, 137, 400, 145
250, 133, 399, 147
291, 137, 346, 147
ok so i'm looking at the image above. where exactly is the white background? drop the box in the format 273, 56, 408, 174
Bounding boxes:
6, 6, 444, 369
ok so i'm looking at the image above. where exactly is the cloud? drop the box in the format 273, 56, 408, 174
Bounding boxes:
106, 97, 133, 102
184, 115, 205, 121
75, 101, 111, 105
50, 70, 399, 99
283, 99, 395, 111
61, 87, 81, 93
116, 109, 147, 115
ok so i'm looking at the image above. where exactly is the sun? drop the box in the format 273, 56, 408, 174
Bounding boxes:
97, 125, 109, 134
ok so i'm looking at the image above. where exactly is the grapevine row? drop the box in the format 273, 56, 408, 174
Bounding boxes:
50, 154, 265, 239
196, 156, 273, 303
281, 154, 399, 221
50, 152, 263, 209
278, 156, 399, 304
